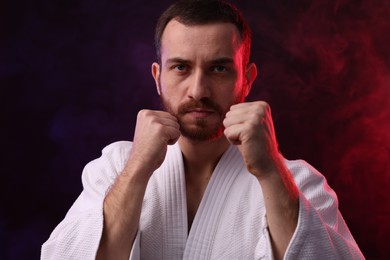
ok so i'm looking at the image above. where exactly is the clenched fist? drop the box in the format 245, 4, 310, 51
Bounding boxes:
223, 101, 280, 178
129, 109, 181, 177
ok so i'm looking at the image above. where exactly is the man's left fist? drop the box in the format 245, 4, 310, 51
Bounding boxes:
223, 101, 280, 178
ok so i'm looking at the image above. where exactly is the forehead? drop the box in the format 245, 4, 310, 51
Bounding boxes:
160, 19, 243, 62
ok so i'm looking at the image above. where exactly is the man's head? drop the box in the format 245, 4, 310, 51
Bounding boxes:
155, 0, 252, 68
152, 0, 257, 142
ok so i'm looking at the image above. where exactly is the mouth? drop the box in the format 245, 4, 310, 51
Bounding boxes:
186, 108, 215, 118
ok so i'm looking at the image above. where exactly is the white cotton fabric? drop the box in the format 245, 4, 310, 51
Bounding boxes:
41, 141, 364, 260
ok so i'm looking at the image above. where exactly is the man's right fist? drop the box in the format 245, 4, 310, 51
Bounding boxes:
128, 109, 181, 176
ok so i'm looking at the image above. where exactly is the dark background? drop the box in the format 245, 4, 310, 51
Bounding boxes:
1, 0, 389, 259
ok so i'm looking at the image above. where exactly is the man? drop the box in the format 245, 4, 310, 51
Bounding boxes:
41, 0, 364, 259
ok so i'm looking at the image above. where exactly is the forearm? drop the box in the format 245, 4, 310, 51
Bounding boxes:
255, 157, 299, 260
96, 165, 150, 260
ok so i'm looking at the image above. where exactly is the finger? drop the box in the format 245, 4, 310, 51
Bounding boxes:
224, 124, 246, 145
224, 109, 266, 129
224, 112, 257, 127
166, 128, 181, 145
227, 103, 270, 124
157, 117, 180, 129
162, 122, 181, 145
138, 110, 180, 129
138, 109, 177, 121
228, 103, 269, 119
229, 101, 269, 112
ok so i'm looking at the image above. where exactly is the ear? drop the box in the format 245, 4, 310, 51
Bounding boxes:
243, 62, 257, 97
152, 62, 162, 96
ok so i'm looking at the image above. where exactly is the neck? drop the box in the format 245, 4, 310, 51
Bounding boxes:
178, 136, 230, 177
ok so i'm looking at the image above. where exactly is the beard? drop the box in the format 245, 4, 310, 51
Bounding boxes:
161, 96, 229, 142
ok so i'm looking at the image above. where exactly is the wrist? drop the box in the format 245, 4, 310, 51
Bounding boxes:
250, 152, 283, 180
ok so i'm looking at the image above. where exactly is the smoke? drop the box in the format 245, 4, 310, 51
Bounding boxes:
240, 0, 390, 257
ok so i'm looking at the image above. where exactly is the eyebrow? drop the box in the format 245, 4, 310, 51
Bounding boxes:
165, 57, 190, 66
165, 57, 235, 66
210, 57, 235, 65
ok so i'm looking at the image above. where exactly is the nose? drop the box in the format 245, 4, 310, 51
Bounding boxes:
187, 70, 210, 100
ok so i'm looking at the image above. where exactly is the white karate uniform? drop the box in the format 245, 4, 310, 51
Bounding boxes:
41, 141, 364, 259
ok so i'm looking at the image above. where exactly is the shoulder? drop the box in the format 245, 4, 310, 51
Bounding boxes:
284, 158, 328, 187
284, 158, 339, 212
81, 141, 134, 188
101, 140, 133, 156
284, 158, 337, 199
88, 140, 133, 170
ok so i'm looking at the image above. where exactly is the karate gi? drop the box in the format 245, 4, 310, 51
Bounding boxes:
41, 141, 364, 259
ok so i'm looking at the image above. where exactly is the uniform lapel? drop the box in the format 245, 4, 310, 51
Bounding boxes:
183, 145, 245, 260
161, 143, 188, 259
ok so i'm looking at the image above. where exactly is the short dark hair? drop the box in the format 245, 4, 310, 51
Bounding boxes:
155, 0, 251, 66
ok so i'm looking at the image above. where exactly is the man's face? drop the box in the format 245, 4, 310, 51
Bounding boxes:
152, 19, 255, 142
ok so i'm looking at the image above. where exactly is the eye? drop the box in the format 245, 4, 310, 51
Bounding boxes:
174, 64, 187, 71
212, 65, 227, 73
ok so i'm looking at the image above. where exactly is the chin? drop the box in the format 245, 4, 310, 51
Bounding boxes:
180, 126, 224, 142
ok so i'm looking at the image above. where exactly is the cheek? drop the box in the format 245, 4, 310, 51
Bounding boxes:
233, 72, 247, 101
222, 76, 244, 104
160, 71, 181, 95
234, 84, 246, 102
160, 76, 183, 108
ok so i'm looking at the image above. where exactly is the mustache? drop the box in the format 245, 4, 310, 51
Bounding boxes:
177, 98, 224, 116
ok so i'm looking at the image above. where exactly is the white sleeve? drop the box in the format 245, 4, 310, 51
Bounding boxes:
283, 160, 365, 259
40, 141, 132, 260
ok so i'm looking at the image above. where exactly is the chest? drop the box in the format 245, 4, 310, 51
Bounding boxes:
139, 170, 268, 260
185, 175, 210, 231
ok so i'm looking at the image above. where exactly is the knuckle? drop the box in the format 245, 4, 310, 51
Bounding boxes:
247, 111, 263, 124
261, 101, 271, 113
154, 122, 164, 131
254, 101, 267, 109
253, 101, 271, 117
137, 109, 150, 118
249, 112, 260, 120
